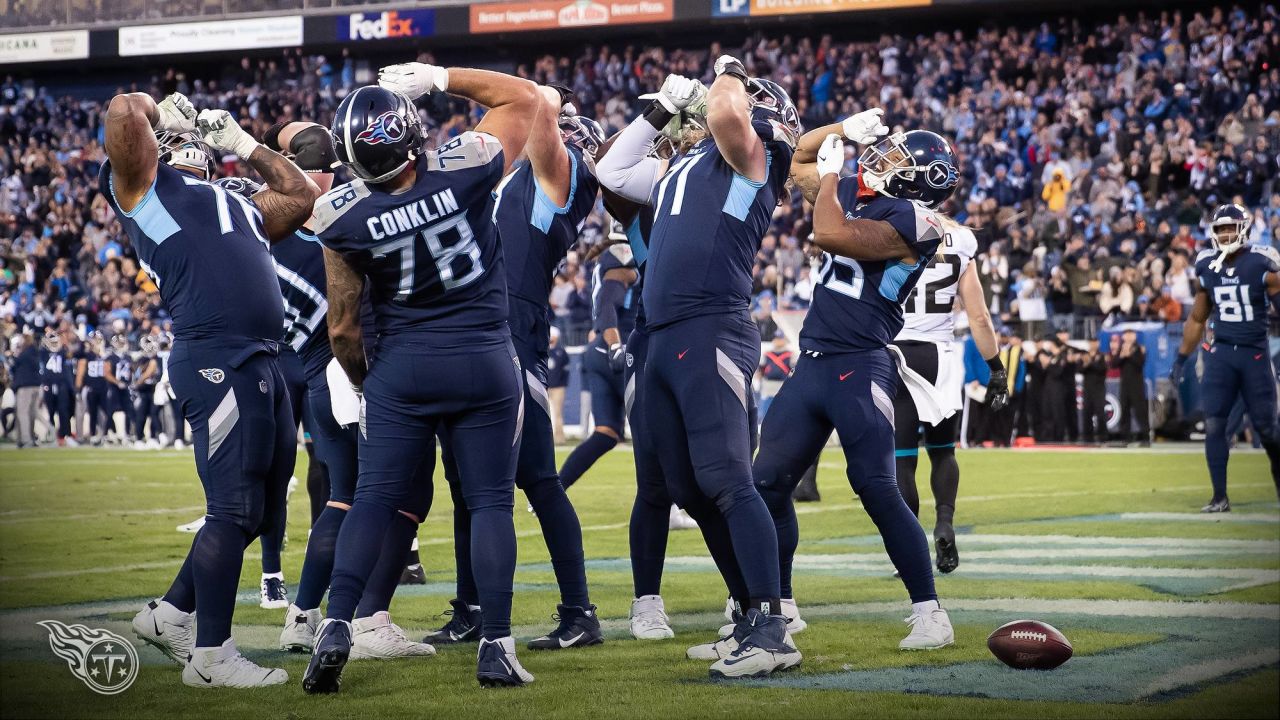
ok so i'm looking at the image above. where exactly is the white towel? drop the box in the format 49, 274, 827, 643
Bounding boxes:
326, 358, 361, 427
887, 344, 956, 425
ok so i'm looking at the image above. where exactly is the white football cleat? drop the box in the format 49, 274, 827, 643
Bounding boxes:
350, 611, 436, 659
132, 598, 194, 665
687, 625, 743, 661
176, 516, 206, 533
899, 606, 954, 650
259, 573, 289, 610
781, 598, 808, 634
709, 611, 801, 679
629, 595, 675, 640
280, 604, 321, 653
286, 475, 299, 501
668, 505, 698, 530
183, 638, 288, 689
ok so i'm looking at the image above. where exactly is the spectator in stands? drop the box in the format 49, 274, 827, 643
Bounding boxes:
546, 326, 569, 445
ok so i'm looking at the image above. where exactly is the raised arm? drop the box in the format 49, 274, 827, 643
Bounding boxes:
196, 110, 320, 243
706, 56, 766, 182
527, 86, 574, 207
595, 75, 702, 203
105, 92, 195, 212
791, 109, 887, 203
323, 248, 368, 389
379, 63, 538, 176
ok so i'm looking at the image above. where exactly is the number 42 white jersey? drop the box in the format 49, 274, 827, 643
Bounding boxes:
895, 223, 978, 344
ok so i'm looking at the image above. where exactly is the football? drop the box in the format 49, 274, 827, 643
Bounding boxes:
987, 620, 1073, 670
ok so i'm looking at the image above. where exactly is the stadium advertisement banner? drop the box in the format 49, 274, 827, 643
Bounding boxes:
470, 0, 674, 33
746, 0, 930, 15
0, 30, 89, 64
338, 9, 436, 41
118, 16, 304, 57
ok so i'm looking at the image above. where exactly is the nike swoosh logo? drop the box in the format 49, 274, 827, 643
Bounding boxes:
497, 655, 513, 675
559, 632, 585, 648
839, 371, 853, 381
721, 652, 756, 666
153, 618, 163, 637
193, 667, 213, 684
677, 349, 689, 359
1256, 354, 1264, 360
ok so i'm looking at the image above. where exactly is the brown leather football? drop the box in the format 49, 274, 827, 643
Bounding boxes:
987, 620, 1073, 670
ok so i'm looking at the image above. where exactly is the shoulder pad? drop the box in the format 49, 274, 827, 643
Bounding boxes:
309, 180, 370, 235
605, 243, 635, 268
1249, 243, 1280, 270
910, 202, 945, 245
1195, 248, 1216, 264
943, 224, 979, 259
426, 131, 502, 173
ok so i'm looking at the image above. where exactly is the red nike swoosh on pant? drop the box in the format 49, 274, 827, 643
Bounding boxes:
839, 371, 854, 381
677, 349, 689, 359
1256, 354, 1265, 360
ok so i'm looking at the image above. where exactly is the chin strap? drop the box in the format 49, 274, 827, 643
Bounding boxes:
1208, 248, 1230, 273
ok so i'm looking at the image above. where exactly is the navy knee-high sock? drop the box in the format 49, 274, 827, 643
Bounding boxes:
559, 431, 617, 489
629, 495, 670, 597
327, 502, 396, 623
191, 518, 251, 647
356, 512, 417, 617
759, 485, 799, 600
683, 497, 750, 608
259, 519, 284, 576
295, 505, 346, 610
526, 480, 589, 606
450, 482, 479, 605
1205, 417, 1230, 500
718, 487, 781, 610
471, 508, 516, 640
162, 533, 199, 613
860, 478, 936, 603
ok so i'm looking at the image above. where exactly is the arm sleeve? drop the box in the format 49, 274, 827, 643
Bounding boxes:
596, 116, 665, 203
592, 279, 627, 332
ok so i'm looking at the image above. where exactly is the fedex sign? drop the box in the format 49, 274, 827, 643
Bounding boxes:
340, 9, 435, 41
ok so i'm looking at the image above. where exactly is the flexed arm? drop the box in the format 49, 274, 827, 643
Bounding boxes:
104, 92, 195, 211
527, 86, 574, 207
706, 55, 766, 182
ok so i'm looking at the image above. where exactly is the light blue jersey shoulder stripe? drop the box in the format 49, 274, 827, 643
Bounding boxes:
626, 218, 648, 267
722, 147, 771, 221
530, 148, 580, 234
110, 174, 179, 245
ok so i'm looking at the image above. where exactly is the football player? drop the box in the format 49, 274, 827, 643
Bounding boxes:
558, 224, 637, 490
132, 335, 162, 446
302, 64, 540, 691
604, 57, 803, 678
111, 91, 320, 688
892, 213, 1008, 574
106, 334, 134, 441
40, 331, 75, 446
754, 122, 959, 650
427, 90, 603, 650
1171, 203, 1280, 511
75, 331, 109, 445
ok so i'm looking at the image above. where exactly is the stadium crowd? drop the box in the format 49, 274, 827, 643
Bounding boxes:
3, 3, 1280, 446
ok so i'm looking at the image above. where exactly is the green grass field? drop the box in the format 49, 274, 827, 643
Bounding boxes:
0, 446, 1277, 719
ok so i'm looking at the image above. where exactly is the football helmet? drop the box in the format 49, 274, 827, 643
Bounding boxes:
858, 130, 959, 209
157, 130, 216, 178
1207, 203, 1250, 257
110, 334, 130, 354
747, 78, 801, 149
42, 331, 62, 353
331, 85, 424, 184
213, 176, 263, 200
140, 335, 160, 357
87, 331, 106, 353
559, 115, 605, 156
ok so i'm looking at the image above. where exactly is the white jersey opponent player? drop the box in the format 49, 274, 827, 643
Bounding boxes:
891, 217, 1007, 574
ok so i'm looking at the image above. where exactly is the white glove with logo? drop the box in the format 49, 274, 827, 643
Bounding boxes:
643, 74, 705, 115
713, 54, 749, 82
816, 133, 845, 179
841, 107, 889, 145
155, 93, 197, 133
196, 109, 259, 160
378, 62, 449, 99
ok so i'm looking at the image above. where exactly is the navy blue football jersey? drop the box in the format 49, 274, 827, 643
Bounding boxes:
496, 146, 599, 307
82, 350, 107, 383
591, 243, 637, 336
111, 353, 132, 384
311, 132, 507, 342
642, 137, 793, 329
1195, 244, 1280, 347
622, 206, 655, 326
272, 229, 334, 380
41, 349, 71, 386
800, 180, 945, 354
98, 162, 284, 345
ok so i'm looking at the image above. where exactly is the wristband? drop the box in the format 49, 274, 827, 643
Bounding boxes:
642, 101, 677, 132
985, 356, 1005, 372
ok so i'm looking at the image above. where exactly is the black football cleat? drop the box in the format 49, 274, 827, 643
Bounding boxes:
424, 598, 482, 644
792, 463, 821, 502
933, 522, 959, 574
476, 637, 534, 687
302, 619, 351, 695
1201, 497, 1231, 513
527, 604, 604, 650
399, 564, 426, 585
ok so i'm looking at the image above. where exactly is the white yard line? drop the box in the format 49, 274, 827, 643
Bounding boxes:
1119, 512, 1279, 523
0, 505, 205, 526
1138, 647, 1280, 698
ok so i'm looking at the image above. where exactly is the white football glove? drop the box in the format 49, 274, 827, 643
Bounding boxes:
196, 109, 259, 160
154, 93, 196, 133
815, 133, 845, 179
841, 108, 889, 145
713, 54, 749, 81
645, 74, 704, 115
378, 62, 449, 99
